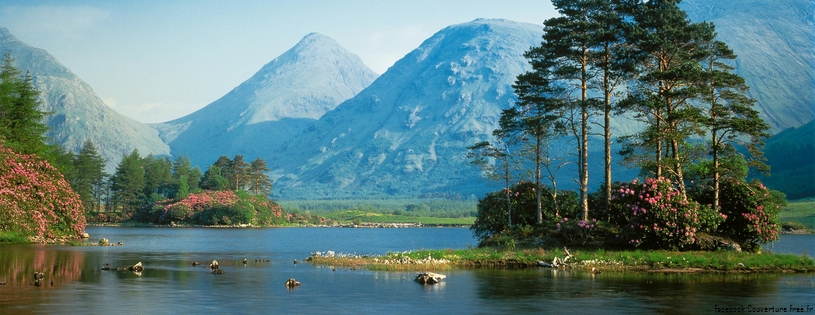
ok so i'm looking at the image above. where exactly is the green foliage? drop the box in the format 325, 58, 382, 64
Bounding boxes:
200, 165, 228, 191
471, 181, 578, 241
109, 149, 145, 212
693, 178, 783, 252
0, 53, 49, 157
70, 140, 106, 212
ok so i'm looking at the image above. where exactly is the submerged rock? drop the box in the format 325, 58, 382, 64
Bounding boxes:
285, 278, 301, 287
128, 262, 144, 272
414, 272, 446, 285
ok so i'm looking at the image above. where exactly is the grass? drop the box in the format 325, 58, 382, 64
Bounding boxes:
308, 246, 815, 273
780, 198, 815, 230
320, 210, 474, 226
0, 231, 30, 244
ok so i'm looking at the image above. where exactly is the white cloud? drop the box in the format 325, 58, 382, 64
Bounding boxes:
356, 24, 436, 73
101, 97, 117, 109
1, 5, 110, 40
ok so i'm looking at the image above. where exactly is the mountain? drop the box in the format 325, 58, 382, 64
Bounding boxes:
752, 118, 815, 199
269, 0, 815, 199
681, 0, 815, 133
270, 19, 545, 199
154, 33, 378, 166
0, 27, 170, 171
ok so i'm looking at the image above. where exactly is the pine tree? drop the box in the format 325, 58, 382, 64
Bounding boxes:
698, 39, 770, 209
110, 149, 145, 212
508, 63, 563, 224
71, 140, 106, 212
200, 165, 228, 191
0, 53, 49, 156
248, 158, 272, 196
230, 155, 250, 191
622, 0, 715, 198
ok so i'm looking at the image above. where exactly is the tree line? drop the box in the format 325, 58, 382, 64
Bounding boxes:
469, 0, 777, 250
1, 52, 274, 218
81, 149, 274, 215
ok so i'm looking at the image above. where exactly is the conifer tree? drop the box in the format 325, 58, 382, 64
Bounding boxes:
0, 53, 49, 156
230, 155, 250, 191
621, 0, 715, 198
248, 157, 272, 196
71, 140, 106, 212
200, 165, 228, 191
507, 64, 563, 224
698, 39, 770, 209
110, 149, 145, 212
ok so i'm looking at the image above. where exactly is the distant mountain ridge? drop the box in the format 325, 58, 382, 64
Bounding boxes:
0, 27, 169, 171
154, 32, 378, 166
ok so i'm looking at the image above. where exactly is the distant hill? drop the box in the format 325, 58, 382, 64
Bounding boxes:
754, 119, 815, 199
153, 33, 378, 167
0, 27, 169, 171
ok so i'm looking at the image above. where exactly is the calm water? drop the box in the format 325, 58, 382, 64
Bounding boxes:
1, 227, 813, 314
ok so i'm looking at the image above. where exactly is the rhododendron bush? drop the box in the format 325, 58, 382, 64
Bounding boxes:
693, 178, 782, 251
135, 190, 287, 226
0, 144, 85, 238
609, 177, 723, 250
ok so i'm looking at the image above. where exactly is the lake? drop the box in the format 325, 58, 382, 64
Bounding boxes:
1, 227, 813, 314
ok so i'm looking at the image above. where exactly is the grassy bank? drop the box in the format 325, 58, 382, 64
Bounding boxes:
308, 247, 815, 273
781, 199, 815, 231
320, 210, 474, 226
0, 231, 30, 244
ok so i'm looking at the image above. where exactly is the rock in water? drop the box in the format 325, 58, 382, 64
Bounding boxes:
285, 278, 301, 287
209, 260, 220, 270
128, 262, 144, 272
414, 272, 446, 285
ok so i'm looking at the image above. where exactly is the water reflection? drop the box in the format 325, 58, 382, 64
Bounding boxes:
0, 245, 85, 313
0, 228, 812, 314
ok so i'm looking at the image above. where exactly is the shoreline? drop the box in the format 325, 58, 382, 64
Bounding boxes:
306, 246, 815, 274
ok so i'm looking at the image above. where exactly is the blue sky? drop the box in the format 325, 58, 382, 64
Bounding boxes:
0, 1, 557, 123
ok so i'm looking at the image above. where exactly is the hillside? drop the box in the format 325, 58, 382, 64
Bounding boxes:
681, 0, 815, 133
754, 119, 815, 199
0, 27, 170, 171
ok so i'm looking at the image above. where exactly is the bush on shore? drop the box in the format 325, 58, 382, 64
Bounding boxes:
0, 144, 86, 239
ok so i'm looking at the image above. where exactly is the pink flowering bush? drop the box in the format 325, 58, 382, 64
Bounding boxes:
135, 190, 288, 226
0, 144, 86, 239
609, 177, 722, 250
694, 178, 782, 252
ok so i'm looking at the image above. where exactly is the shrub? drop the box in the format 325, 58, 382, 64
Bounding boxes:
608, 177, 722, 250
557, 217, 598, 246
695, 178, 782, 251
471, 181, 578, 242
0, 144, 85, 238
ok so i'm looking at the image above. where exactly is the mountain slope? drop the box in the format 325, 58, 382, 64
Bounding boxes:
154, 33, 378, 166
681, 0, 815, 132
271, 19, 544, 198
0, 27, 170, 171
